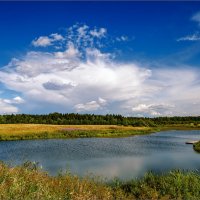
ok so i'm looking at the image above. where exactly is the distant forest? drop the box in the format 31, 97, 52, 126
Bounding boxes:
0, 113, 199, 127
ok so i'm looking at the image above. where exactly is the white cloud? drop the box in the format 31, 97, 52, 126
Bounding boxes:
0, 47, 152, 114
74, 97, 107, 112
32, 33, 64, 47
191, 11, 200, 26
0, 101, 18, 114
50, 33, 64, 41
98, 97, 107, 106
13, 96, 25, 104
132, 103, 174, 116
177, 32, 200, 41
116, 35, 129, 42
1, 24, 200, 116
132, 104, 150, 112
3, 96, 25, 104
55, 42, 80, 59
66, 24, 107, 50
32, 36, 52, 47
86, 48, 112, 60
2, 47, 200, 116
0, 96, 25, 114
176, 11, 200, 42
77, 25, 89, 37
90, 28, 107, 38
75, 101, 100, 112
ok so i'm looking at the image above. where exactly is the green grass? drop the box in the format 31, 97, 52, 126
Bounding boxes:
193, 141, 200, 153
116, 170, 200, 200
0, 162, 200, 200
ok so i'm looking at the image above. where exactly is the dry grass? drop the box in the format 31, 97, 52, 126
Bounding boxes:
0, 124, 152, 141
0, 162, 128, 200
0, 124, 149, 134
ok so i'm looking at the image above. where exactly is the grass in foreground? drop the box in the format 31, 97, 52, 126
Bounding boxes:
0, 162, 200, 200
0, 124, 154, 141
193, 141, 200, 153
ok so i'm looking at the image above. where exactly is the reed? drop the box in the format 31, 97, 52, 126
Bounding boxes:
0, 162, 200, 200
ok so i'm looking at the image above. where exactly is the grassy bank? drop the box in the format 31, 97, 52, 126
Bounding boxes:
0, 124, 199, 141
0, 162, 200, 200
193, 141, 200, 153
0, 124, 155, 141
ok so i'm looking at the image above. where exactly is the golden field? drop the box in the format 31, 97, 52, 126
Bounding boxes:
0, 124, 152, 141
0, 124, 150, 134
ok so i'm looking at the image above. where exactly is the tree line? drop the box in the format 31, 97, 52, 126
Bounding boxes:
0, 113, 199, 127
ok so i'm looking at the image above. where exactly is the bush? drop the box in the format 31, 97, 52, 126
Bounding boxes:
193, 141, 200, 153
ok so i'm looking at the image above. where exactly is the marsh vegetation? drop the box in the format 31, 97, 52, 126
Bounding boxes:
0, 162, 200, 200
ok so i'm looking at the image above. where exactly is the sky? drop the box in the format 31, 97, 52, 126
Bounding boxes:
0, 1, 200, 116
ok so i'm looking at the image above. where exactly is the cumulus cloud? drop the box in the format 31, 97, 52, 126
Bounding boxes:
32, 36, 52, 47
0, 48, 150, 111
50, 33, 64, 41
1, 23, 200, 116
0, 96, 24, 114
74, 97, 107, 112
0, 100, 18, 114
3, 96, 25, 104
132, 103, 174, 116
32, 33, 64, 47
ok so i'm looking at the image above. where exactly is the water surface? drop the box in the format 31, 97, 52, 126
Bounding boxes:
0, 130, 200, 180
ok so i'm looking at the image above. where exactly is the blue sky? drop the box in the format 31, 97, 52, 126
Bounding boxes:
0, 2, 200, 116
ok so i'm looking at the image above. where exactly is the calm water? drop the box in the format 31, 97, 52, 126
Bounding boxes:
0, 130, 200, 180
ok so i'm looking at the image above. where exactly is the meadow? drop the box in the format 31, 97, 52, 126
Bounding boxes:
0, 123, 199, 141
0, 124, 154, 141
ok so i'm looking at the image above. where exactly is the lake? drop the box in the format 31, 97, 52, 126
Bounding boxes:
0, 130, 200, 180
